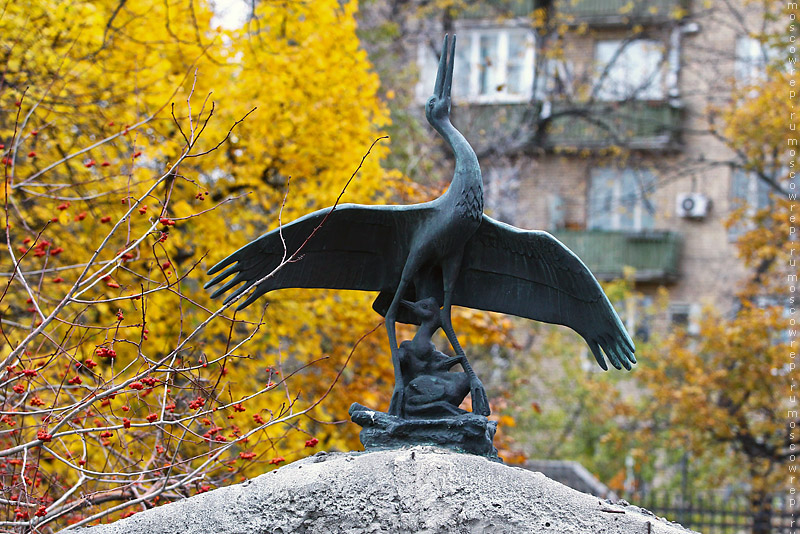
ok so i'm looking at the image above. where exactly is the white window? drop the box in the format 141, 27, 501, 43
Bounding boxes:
735, 36, 772, 84
418, 28, 535, 104
594, 39, 665, 101
729, 168, 793, 237
731, 169, 772, 212
729, 169, 770, 237
588, 167, 656, 231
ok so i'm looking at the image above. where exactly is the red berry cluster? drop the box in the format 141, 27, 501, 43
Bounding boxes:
202, 426, 223, 440
96, 346, 117, 359
188, 397, 205, 410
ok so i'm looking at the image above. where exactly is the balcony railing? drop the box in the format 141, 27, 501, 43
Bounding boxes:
557, 0, 687, 24
460, 0, 536, 19
551, 229, 681, 283
457, 0, 685, 23
451, 100, 682, 152
545, 101, 683, 150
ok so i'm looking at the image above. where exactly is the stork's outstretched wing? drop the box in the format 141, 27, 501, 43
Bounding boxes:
205, 203, 428, 310
455, 215, 635, 371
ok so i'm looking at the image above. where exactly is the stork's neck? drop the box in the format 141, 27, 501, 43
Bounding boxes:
433, 119, 483, 219
433, 119, 482, 192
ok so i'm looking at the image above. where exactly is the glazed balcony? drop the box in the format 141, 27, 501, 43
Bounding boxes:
544, 100, 683, 150
551, 229, 681, 283
557, 0, 687, 25
458, 0, 685, 23
460, 0, 536, 19
451, 100, 682, 153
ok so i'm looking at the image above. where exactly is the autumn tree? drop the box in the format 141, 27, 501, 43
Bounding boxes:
623, 5, 799, 531
0, 1, 516, 530
497, 2, 799, 531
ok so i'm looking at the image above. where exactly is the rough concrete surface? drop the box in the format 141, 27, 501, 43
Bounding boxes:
77, 446, 698, 534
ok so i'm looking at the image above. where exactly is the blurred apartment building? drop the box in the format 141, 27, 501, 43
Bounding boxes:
361, 0, 775, 336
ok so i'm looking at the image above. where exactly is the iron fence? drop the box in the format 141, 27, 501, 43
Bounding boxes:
627, 490, 798, 534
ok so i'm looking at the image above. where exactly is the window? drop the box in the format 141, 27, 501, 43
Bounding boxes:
729, 168, 795, 237
731, 169, 772, 212
669, 303, 699, 335
631, 296, 653, 342
594, 40, 665, 101
418, 28, 535, 103
728, 169, 778, 237
618, 295, 653, 343
588, 167, 656, 231
735, 36, 770, 84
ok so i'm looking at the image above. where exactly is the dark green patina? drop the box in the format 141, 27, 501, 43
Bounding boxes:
205, 35, 635, 457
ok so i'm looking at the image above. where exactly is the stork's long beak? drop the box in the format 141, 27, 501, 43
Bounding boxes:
434, 34, 456, 100
445, 34, 455, 100
434, 35, 448, 98
400, 299, 414, 310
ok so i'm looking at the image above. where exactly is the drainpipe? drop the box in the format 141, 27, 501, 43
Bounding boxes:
666, 22, 700, 107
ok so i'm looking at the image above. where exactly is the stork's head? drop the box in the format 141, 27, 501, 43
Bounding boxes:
425, 34, 456, 126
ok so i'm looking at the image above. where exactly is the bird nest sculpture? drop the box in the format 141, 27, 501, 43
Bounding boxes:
205, 35, 636, 460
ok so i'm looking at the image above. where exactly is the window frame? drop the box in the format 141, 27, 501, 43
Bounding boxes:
417, 27, 535, 104
728, 168, 787, 238
735, 36, 771, 85
594, 39, 666, 102
730, 169, 772, 212
668, 303, 700, 336
587, 167, 657, 232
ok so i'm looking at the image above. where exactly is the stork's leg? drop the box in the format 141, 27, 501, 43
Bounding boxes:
440, 260, 491, 417
385, 276, 413, 417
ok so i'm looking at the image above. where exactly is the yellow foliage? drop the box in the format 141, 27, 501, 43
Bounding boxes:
634, 303, 792, 491
0, 0, 512, 528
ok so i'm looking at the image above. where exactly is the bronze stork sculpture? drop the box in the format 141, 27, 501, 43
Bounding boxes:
205, 35, 635, 434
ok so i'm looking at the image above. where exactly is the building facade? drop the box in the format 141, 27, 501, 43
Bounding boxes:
361, 0, 778, 334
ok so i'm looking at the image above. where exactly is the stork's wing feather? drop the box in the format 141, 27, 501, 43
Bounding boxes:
205, 203, 427, 310
455, 215, 635, 371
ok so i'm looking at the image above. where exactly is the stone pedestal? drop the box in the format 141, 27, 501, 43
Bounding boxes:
349, 402, 500, 460
78, 447, 698, 534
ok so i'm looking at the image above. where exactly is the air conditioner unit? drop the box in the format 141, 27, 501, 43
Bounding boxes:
676, 193, 710, 219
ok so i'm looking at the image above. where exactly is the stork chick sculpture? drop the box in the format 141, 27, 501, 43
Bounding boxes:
206, 35, 635, 426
